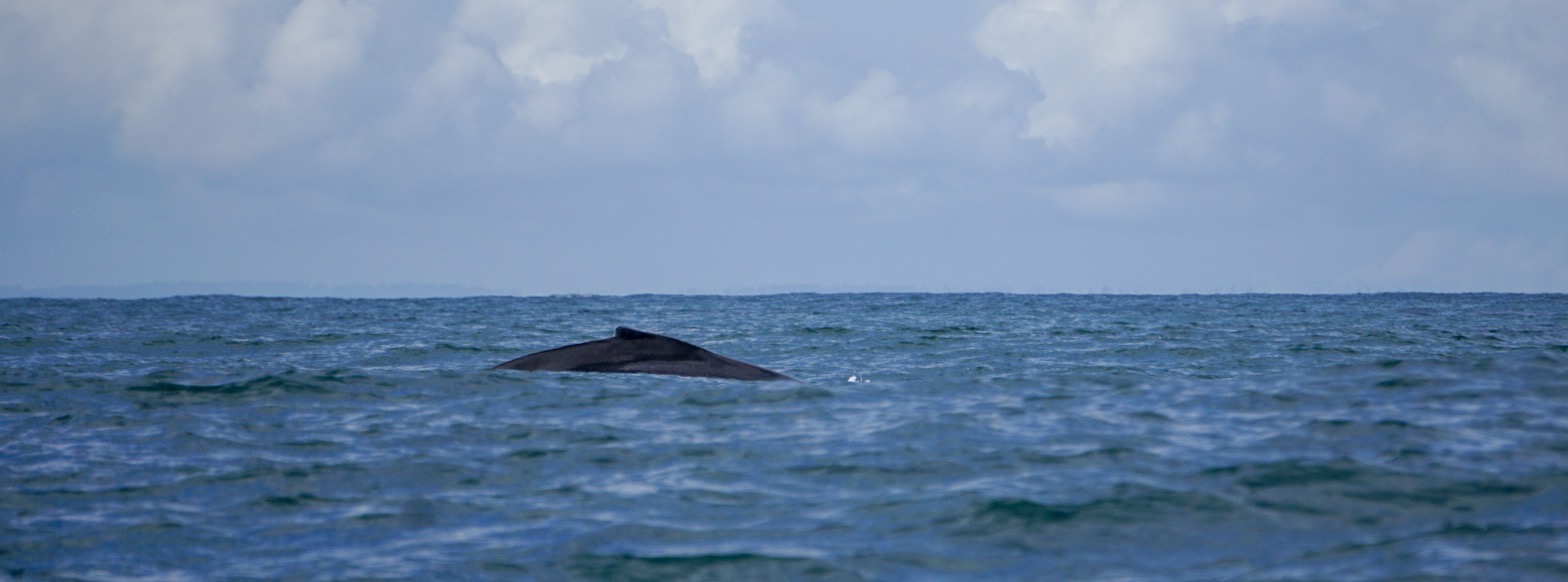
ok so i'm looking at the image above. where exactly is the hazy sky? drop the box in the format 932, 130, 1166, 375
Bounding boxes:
3, 0, 1566, 295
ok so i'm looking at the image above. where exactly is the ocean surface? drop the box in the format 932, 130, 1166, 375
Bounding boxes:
3, 293, 1567, 580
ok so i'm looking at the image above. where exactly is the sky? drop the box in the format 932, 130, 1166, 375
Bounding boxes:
3, 0, 1566, 296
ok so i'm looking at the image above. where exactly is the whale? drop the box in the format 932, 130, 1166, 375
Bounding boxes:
492, 326, 795, 381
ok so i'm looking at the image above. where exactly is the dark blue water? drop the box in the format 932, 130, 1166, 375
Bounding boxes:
3, 294, 1567, 580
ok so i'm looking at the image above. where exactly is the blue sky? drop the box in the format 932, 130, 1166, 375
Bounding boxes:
3, 0, 1566, 296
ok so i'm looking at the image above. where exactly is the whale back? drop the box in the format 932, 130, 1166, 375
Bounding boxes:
493, 327, 794, 381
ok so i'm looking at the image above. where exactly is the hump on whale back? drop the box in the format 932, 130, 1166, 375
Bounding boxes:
615, 327, 660, 340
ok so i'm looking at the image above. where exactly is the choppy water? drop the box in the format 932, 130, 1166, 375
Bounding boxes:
3, 293, 1567, 580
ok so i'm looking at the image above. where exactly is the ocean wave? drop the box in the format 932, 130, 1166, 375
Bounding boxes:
5, 293, 1568, 579
127, 373, 334, 395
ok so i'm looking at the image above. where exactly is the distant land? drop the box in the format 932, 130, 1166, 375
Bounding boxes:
0, 282, 516, 299
4, 282, 1530, 299
0, 282, 1013, 299
1, 282, 1129, 299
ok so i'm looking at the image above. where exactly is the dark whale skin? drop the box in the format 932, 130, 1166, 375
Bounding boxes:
492, 327, 794, 381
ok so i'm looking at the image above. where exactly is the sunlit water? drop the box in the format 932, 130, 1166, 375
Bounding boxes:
3, 294, 1567, 580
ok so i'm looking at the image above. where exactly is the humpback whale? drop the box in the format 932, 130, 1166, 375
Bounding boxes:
492, 327, 795, 381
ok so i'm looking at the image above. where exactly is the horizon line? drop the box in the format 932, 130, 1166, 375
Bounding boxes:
2, 281, 1562, 300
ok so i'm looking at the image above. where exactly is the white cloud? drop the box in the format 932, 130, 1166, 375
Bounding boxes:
426, 0, 752, 133
978, 0, 1568, 193
0, 1, 231, 100
638, 0, 775, 84
804, 69, 918, 156
451, 0, 627, 88
1321, 4, 1568, 189
499, 40, 625, 88
258, 0, 377, 107
588, 53, 683, 117
719, 62, 800, 150
514, 86, 581, 130
976, 0, 1215, 150
1218, 0, 1346, 27
2, 1, 380, 166
392, 32, 510, 139
70, 2, 239, 163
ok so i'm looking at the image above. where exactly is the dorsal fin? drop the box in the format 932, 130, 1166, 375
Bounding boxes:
614, 326, 659, 340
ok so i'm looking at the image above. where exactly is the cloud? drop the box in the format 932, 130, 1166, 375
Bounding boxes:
804, 69, 918, 156
1445, 55, 1568, 184
718, 62, 800, 150
389, 0, 780, 141
441, 0, 637, 132
17, 2, 239, 162
3, 1, 1567, 293
392, 30, 511, 139
452, 0, 627, 88
976, 0, 1568, 192
638, 0, 776, 84
976, 0, 1215, 150
259, 0, 377, 104
2, 1, 379, 166
1217, 0, 1348, 26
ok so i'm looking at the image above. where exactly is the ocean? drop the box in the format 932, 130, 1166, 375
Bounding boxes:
3, 293, 1567, 580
